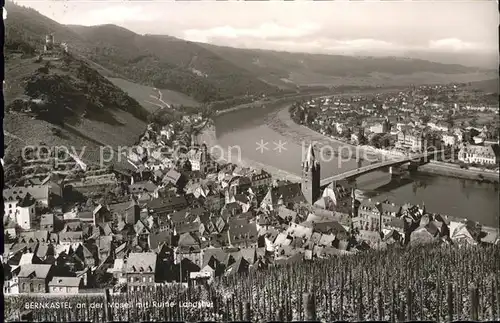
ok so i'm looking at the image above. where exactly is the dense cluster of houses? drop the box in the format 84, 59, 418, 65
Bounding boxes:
4, 120, 498, 295
351, 197, 498, 247
292, 83, 499, 165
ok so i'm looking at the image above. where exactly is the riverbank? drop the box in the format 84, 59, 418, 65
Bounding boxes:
202, 92, 394, 182
214, 92, 332, 116
198, 124, 301, 182
215, 88, 403, 165
281, 105, 498, 185
270, 106, 385, 162
214, 87, 402, 117
209, 94, 499, 224
418, 161, 500, 183
207, 103, 499, 186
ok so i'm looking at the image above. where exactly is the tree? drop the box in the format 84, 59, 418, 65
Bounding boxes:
51, 127, 62, 136
4, 231, 15, 243
92, 270, 116, 289
369, 133, 383, 148
182, 159, 192, 172
113, 184, 126, 198
343, 128, 352, 139
358, 135, 368, 145
379, 134, 392, 148
420, 115, 431, 124
469, 128, 480, 138
200, 104, 214, 119
446, 112, 454, 128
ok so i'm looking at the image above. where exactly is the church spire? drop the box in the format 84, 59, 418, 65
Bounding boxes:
303, 143, 318, 170
301, 143, 321, 205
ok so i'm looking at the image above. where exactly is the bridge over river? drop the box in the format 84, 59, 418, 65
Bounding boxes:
320, 149, 446, 186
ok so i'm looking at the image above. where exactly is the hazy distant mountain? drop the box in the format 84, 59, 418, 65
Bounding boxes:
6, 3, 492, 102
401, 51, 498, 69
67, 26, 286, 102
4, 1, 497, 174
196, 43, 496, 87
5, 1, 497, 102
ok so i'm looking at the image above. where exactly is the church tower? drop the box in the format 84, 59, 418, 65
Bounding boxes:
301, 143, 321, 205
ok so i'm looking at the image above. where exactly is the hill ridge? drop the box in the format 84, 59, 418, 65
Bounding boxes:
4, 38, 148, 172
6, 0, 495, 103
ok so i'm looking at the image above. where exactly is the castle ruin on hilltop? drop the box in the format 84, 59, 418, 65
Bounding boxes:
40, 33, 68, 61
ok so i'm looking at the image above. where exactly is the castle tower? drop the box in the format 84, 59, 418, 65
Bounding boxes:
301, 143, 321, 205
44, 34, 54, 51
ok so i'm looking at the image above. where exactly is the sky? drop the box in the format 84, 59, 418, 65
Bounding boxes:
10, 0, 500, 57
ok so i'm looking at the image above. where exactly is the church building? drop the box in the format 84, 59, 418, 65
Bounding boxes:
301, 144, 321, 205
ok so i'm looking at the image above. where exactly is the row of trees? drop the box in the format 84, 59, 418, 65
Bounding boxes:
369, 133, 393, 148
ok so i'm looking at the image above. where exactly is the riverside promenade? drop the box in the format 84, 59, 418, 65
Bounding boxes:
419, 160, 500, 182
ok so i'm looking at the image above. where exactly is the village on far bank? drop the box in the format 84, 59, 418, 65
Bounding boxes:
3, 85, 500, 297
291, 83, 499, 171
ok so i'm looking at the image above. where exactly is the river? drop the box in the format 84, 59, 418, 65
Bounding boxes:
213, 101, 499, 227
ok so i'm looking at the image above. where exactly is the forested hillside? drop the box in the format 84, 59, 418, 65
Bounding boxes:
4, 39, 147, 171
66, 27, 289, 102
6, 1, 494, 104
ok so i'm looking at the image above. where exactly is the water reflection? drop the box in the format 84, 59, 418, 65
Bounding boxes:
411, 178, 429, 194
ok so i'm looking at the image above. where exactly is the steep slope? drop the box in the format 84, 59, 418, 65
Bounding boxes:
5, 53, 149, 122
4, 45, 147, 172
107, 78, 201, 113
4, 2, 90, 55
66, 24, 496, 92
65, 26, 285, 102
5, 1, 271, 104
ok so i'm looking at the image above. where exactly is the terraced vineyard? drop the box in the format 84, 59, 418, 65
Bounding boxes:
6, 244, 500, 322
4, 51, 148, 172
